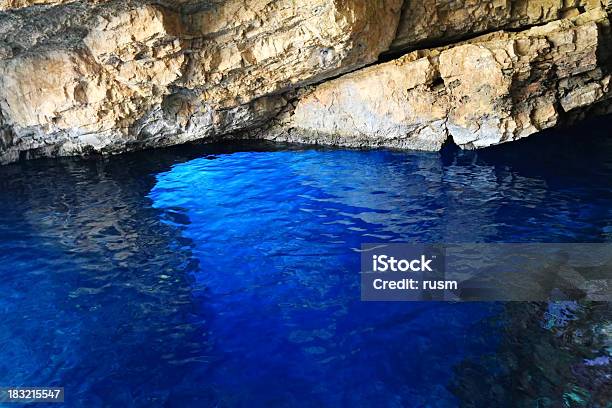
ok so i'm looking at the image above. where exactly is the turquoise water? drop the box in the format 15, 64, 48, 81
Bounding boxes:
0, 118, 611, 406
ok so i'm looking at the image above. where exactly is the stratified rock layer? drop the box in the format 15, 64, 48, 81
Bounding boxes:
390, 0, 608, 50
180, 0, 403, 108
0, 0, 612, 163
269, 8, 612, 150
0, 0, 402, 163
0, 0, 73, 9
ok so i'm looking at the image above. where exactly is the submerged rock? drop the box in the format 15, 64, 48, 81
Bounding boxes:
0, 0, 611, 162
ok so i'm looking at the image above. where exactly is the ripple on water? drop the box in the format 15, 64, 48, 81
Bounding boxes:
0, 118, 612, 406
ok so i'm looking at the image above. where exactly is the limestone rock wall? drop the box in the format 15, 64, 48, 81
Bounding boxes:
0, 0, 611, 163
0, 0, 74, 9
0, 0, 402, 163
180, 0, 403, 108
271, 8, 612, 150
390, 0, 609, 51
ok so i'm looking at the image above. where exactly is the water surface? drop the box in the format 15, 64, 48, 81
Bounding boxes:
1, 118, 612, 406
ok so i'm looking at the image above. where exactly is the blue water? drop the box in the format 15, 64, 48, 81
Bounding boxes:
1, 117, 612, 407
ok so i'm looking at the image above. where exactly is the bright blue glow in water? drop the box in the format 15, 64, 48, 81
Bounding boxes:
0, 118, 611, 406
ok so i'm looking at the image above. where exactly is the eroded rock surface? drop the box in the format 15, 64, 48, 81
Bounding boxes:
391, 0, 610, 50
269, 8, 612, 150
0, 0, 73, 9
0, 0, 612, 163
180, 0, 403, 108
0, 0, 402, 163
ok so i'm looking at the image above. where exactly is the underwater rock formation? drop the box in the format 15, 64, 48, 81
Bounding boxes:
0, 0, 612, 163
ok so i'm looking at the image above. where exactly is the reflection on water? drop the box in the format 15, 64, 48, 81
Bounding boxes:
452, 302, 612, 407
0, 116, 611, 406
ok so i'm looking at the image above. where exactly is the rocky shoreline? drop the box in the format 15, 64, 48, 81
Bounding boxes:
1, 0, 612, 164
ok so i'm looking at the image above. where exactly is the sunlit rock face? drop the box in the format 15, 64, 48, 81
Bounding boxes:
0, 2, 188, 163
0, 0, 612, 163
0, 0, 402, 163
0, 0, 73, 9
390, 0, 608, 51
180, 0, 404, 108
270, 8, 612, 150
264, 54, 451, 151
